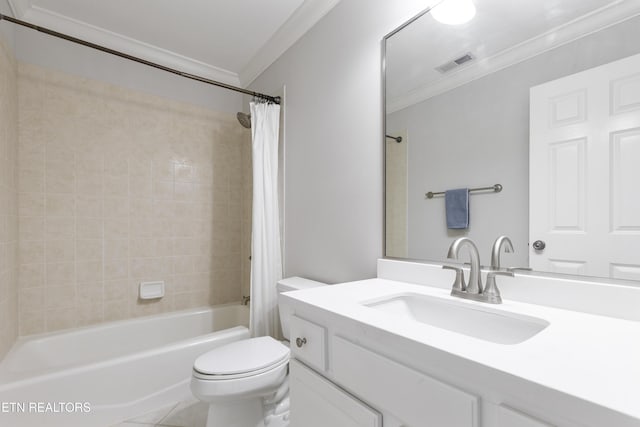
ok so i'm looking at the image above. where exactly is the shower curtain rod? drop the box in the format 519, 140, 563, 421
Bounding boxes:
0, 13, 281, 104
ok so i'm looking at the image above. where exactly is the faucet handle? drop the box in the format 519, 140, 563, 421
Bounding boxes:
482, 271, 514, 304
442, 265, 466, 293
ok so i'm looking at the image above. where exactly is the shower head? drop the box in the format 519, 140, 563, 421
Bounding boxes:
237, 112, 251, 129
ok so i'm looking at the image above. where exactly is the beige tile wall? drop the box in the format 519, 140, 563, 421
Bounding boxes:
385, 130, 408, 258
17, 63, 251, 334
0, 39, 19, 360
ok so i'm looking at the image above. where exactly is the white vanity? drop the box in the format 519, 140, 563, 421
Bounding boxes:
282, 259, 640, 427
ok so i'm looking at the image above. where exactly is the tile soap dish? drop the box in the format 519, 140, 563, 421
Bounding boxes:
139, 281, 165, 299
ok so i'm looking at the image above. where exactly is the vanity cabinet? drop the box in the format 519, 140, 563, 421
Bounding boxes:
289, 314, 564, 427
290, 359, 382, 427
289, 317, 479, 427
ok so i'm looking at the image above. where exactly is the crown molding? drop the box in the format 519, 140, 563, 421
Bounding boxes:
17, 3, 241, 86
239, 0, 342, 87
6, 0, 30, 18
387, 0, 640, 114
8, 0, 340, 90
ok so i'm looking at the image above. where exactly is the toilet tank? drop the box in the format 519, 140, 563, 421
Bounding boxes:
277, 277, 327, 340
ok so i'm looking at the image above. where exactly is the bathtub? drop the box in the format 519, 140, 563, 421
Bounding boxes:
0, 304, 249, 427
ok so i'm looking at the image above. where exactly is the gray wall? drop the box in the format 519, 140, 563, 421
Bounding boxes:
248, 0, 431, 284
387, 15, 640, 267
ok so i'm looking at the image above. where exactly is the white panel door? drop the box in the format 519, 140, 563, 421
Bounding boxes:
530, 52, 640, 278
289, 359, 381, 427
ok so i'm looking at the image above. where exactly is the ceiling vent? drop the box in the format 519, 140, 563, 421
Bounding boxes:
435, 52, 475, 74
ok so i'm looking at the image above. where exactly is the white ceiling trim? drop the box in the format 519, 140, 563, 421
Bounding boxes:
239, 0, 342, 87
7, 0, 342, 90
387, 0, 640, 114
6, 0, 31, 18
18, 4, 242, 86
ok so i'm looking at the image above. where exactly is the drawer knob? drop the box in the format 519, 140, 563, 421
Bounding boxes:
296, 337, 307, 348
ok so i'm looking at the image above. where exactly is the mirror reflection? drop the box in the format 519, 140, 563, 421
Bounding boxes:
384, 0, 640, 281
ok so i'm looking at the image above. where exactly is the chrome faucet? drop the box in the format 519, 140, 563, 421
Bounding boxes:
490, 235, 513, 270
444, 237, 513, 304
484, 236, 517, 303
446, 237, 483, 295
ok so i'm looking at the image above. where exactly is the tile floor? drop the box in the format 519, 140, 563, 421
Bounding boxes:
112, 398, 208, 427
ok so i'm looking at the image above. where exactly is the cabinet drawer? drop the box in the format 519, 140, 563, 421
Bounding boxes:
332, 336, 478, 427
290, 315, 327, 371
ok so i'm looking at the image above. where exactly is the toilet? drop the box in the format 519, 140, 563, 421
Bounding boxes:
191, 277, 327, 427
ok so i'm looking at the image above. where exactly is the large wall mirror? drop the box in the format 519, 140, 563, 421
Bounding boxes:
384, 0, 640, 283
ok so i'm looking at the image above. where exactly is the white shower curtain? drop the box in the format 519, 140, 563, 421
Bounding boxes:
249, 101, 283, 338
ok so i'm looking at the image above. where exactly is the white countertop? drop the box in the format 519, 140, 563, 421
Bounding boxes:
282, 278, 640, 421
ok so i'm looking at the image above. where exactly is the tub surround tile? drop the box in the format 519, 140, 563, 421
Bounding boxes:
46, 193, 76, 217
104, 258, 130, 280
45, 239, 75, 263
17, 63, 249, 335
76, 217, 103, 239
18, 262, 45, 288
45, 166, 76, 194
76, 240, 103, 261
18, 169, 44, 193
104, 298, 130, 322
0, 38, 19, 361
77, 281, 105, 304
19, 287, 44, 312
45, 216, 76, 240
104, 279, 129, 301
45, 307, 78, 331
19, 240, 45, 264
45, 262, 75, 286
76, 260, 103, 284
76, 195, 103, 218
19, 216, 44, 240
76, 302, 105, 327
19, 310, 45, 336
18, 192, 45, 216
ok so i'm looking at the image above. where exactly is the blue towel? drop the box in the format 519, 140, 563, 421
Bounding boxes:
445, 188, 469, 229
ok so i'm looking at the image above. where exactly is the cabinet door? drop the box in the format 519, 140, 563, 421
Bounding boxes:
494, 404, 555, 427
332, 336, 478, 427
290, 359, 382, 427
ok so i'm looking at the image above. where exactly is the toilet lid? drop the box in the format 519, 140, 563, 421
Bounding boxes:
194, 336, 290, 376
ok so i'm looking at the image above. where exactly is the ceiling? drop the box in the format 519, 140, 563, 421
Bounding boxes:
386, 0, 640, 112
6, 0, 341, 87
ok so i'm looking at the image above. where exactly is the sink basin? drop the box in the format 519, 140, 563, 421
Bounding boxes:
363, 293, 549, 344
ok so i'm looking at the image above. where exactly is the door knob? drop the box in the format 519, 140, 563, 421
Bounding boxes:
532, 240, 546, 251
296, 337, 307, 348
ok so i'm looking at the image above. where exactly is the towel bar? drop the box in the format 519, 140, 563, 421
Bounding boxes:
426, 184, 502, 199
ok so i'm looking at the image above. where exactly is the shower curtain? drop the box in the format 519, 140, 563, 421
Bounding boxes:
249, 101, 283, 338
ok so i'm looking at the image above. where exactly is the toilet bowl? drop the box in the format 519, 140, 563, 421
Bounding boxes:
191, 277, 327, 427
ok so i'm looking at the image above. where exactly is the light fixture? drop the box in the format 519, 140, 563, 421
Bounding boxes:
431, 0, 476, 25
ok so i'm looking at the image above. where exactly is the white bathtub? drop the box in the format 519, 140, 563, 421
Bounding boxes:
0, 304, 249, 427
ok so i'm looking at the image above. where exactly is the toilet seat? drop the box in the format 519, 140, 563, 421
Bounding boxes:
193, 336, 290, 380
